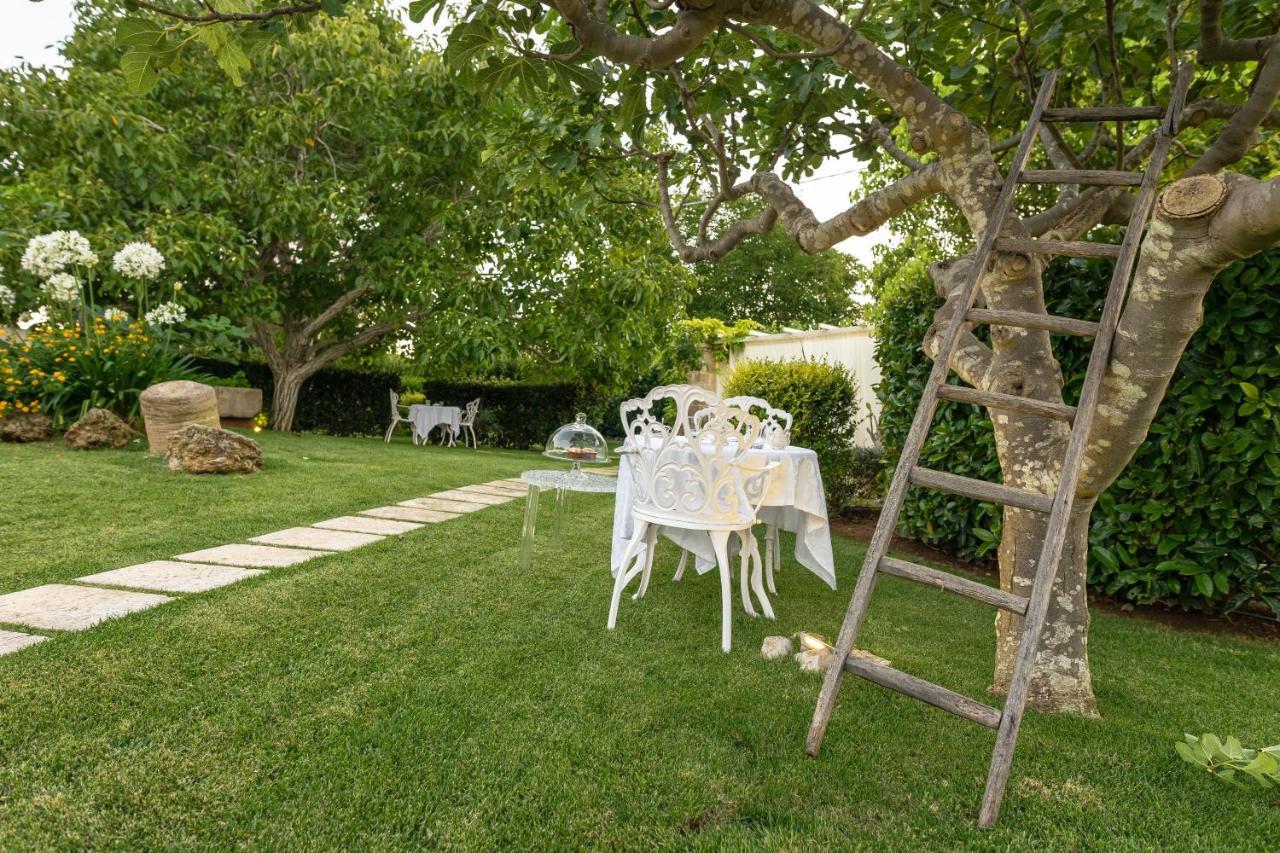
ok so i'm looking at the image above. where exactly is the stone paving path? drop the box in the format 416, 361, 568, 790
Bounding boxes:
0, 479, 526, 655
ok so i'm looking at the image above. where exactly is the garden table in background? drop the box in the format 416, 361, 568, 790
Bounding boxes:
519, 469, 617, 570
408, 404, 462, 445
610, 441, 838, 604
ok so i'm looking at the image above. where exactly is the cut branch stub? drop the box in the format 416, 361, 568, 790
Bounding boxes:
1156, 174, 1228, 220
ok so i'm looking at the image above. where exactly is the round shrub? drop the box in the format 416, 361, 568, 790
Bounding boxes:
723, 358, 861, 515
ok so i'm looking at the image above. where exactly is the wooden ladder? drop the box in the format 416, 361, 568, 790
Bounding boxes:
804, 66, 1193, 828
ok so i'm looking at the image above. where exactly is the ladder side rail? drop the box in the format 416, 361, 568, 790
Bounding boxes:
805, 71, 1060, 757
977, 64, 1193, 827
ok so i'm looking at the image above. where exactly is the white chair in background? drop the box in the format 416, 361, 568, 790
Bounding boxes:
459, 398, 480, 448
609, 385, 777, 652
384, 389, 418, 445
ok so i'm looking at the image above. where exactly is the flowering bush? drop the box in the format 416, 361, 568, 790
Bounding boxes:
41, 272, 81, 304
102, 307, 130, 323
145, 301, 188, 326
0, 320, 206, 423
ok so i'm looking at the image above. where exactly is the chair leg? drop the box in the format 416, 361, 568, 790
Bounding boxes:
467, 425, 476, 447
672, 549, 689, 581
608, 521, 649, 630
384, 421, 396, 443
763, 527, 777, 595
710, 530, 733, 653
738, 531, 757, 617
747, 532, 775, 620
634, 523, 658, 600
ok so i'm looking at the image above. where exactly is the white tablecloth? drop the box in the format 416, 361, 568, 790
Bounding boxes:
610, 443, 837, 589
408, 404, 461, 440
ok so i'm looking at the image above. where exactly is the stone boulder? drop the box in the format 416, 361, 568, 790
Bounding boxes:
166, 425, 263, 474
0, 413, 53, 443
64, 408, 139, 450
139, 380, 220, 453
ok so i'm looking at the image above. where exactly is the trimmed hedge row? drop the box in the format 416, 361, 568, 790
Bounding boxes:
419, 379, 580, 450
873, 249, 1280, 617
195, 360, 401, 436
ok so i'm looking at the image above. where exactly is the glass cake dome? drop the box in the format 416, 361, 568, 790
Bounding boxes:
544, 413, 610, 473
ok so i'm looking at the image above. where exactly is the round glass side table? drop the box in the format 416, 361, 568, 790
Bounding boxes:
518, 468, 617, 569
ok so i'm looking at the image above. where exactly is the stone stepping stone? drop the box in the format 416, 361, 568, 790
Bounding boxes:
0, 629, 48, 655
176, 543, 320, 568
77, 561, 265, 594
0, 584, 172, 632
313, 516, 422, 536
249, 527, 384, 552
431, 489, 512, 505
467, 483, 529, 497
399, 497, 486, 514
362, 505, 460, 523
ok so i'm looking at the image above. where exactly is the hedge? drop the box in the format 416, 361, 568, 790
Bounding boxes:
873, 249, 1280, 617
418, 379, 580, 450
723, 359, 862, 516
195, 360, 401, 437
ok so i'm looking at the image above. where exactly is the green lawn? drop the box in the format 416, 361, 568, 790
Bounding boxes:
0, 433, 1276, 849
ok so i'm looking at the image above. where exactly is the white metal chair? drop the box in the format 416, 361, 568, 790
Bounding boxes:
384, 389, 418, 445
459, 397, 480, 448
609, 384, 777, 653
674, 395, 793, 597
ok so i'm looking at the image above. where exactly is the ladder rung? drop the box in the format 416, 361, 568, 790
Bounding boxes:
1019, 169, 1143, 186
967, 308, 1099, 337
1041, 105, 1166, 122
842, 652, 1002, 729
879, 556, 1029, 615
910, 467, 1055, 513
936, 385, 1075, 422
995, 236, 1122, 260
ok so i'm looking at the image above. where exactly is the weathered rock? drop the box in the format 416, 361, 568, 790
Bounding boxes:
761, 636, 794, 660
166, 424, 262, 474
0, 413, 52, 443
64, 407, 139, 449
139, 380, 220, 453
795, 648, 833, 673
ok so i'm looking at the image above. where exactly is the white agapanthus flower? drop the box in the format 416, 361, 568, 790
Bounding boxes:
18, 306, 49, 329
21, 230, 98, 278
144, 301, 187, 326
0, 284, 14, 314
111, 241, 166, 280
102, 307, 130, 323
41, 272, 81, 304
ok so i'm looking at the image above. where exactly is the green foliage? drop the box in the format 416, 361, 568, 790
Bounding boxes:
873, 246, 1280, 615
1176, 733, 1280, 790
674, 317, 761, 365
688, 219, 863, 329
398, 391, 426, 406
848, 446, 886, 504
204, 370, 252, 389
723, 359, 861, 515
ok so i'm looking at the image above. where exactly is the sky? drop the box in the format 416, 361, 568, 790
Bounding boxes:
5, 0, 885, 265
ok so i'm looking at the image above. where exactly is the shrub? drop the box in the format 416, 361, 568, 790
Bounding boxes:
1, 321, 205, 425
872, 247, 1280, 616
723, 358, 861, 515
419, 379, 581, 450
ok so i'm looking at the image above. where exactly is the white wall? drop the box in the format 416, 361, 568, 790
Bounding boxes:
724, 325, 882, 446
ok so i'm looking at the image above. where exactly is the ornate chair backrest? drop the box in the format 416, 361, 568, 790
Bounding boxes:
620, 385, 769, 528
722, 395, 792, 446
463, 398, 480, 424
390, 389, 401, 416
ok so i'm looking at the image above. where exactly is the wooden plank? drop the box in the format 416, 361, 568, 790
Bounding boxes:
937, 384, 1075, 422
978, 64, 1196, 829
966, 308, 1099, 337
805, 73, 1060, 760
880, 556, 1029, 614
1019, 169, 1143, 186
1041, 105, 1165, 122
842, 654, 1002, 729
910, 467, 1055, 513
995, 236, 1122, 259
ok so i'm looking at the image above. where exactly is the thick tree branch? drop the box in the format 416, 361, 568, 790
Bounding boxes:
546, 0, 722, 67
128, 0, 322, 24
1199, 0, 1278, 63
1186, 43, 1280, 176
300, 283, 372, 342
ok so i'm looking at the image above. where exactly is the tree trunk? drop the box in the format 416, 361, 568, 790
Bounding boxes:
269, 367, 309, 433
991, 501, 1099, 716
